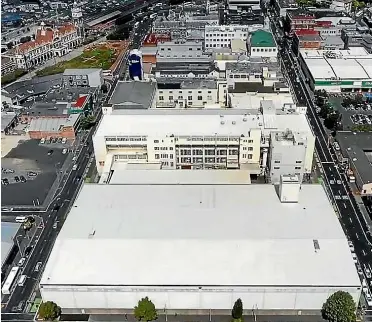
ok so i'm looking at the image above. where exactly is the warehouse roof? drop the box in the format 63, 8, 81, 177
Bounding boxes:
94, 112, 312, 137
41, 184, 360, 287
1, 222, 20, 266
28, 114, 80, 132
303, 58, 336, 79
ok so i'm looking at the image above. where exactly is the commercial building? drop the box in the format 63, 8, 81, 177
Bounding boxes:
273, 0, 298, 17
105, 81, 157, 112
204, 25, 262, 49
330, 0, 352, 14
299, 47, 372, 92
92, 109, 314, 179
1, 222, 20, 270
336, 132, 372, 196
268, 130, 309, 183
248, 30, 277, 57
40, 181, 361, 313
156, 79, 218, 108
62, 69, 103, 88
28, 114, 80, 139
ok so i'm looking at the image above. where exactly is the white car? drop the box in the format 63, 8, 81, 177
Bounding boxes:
72, 164, 78, 171
62, 148, 67, 154
348, 241, 355, 252
18, 257, 26, 266
40, 138, 45, 144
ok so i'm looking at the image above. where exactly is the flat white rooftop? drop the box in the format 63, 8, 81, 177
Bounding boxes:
94, 112, 312, 137
109, 169, 252, 185
301, 47, 372, 80
41, 184, 360, 288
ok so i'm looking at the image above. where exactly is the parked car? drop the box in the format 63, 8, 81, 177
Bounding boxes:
18, 257, 26, 266
2, 178, 9, 185
2, 168, 15, 173
27, 171, 38, 177
47, 150, 54, 155
20, 175, 27, 183
14, 176, 20, 183
62, 148, 67, 154
34, 261, 42, 272
40, 138, 45, 144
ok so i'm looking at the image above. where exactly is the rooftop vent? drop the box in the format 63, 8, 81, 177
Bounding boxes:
221, 121, 225, 125
313, 239, 320, 253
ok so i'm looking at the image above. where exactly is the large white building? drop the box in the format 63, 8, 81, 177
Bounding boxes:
204, 25, 262, 49
299, 47, 372, 92
40, 180, 361, 313
92, 109, 315, 181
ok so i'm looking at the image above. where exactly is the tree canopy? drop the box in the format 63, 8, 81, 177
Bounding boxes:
232, 298, 243, 320
134, 296, 158, 322
38, 301, 61, 321
321, 291, 356, 322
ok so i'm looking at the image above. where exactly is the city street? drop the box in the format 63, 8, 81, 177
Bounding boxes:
270, 15, 372, 308
2, 110, 100, 315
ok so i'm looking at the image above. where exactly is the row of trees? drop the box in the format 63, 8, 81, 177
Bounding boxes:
314, 90, 342, 131
38, 291, 357, 321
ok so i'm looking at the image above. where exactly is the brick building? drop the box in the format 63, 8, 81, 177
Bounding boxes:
28, 114, 80, 140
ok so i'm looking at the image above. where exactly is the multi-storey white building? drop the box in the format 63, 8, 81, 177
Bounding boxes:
204, 25, 263, 49
5, 22, 81, 69
93, 109, 315, 184
156, 79, 219, 108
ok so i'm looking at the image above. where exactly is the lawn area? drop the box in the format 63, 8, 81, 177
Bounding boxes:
36, 48, 117, 76
30, 298, 42, 313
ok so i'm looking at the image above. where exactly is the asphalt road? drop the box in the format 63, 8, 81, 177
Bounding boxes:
270, 17, 372, 306
2, 116, 99, 316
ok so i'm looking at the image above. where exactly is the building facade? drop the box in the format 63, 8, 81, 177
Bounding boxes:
93, 110, 315, 181
156, 79, 219, 108
204, 25, 250, 49
5, 22, 81, 70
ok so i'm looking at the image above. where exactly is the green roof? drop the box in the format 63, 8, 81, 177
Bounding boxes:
250, 30, 276, 47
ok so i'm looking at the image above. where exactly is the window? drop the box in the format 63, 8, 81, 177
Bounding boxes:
169, 147, 173, 150
170, 162, 174, 166
159, 96, 164, 101
154, 147, 159, 150
188, 96, 193, 100
178, 96, 183, 99
198, 96, 202, 100
154, 140, 159, 143
274, 160, 280, 163
169, 96, 173, 100
296, 161, 302, 163
155, 154, 160, 159
248, 140, 253, 143
248, 147, 253, 151
274, 167, 280, 170
295, 166, 301, 170
248, 154, 252, 159
170, 154, 173, 158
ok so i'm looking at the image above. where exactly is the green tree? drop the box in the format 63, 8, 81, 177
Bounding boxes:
232, 298, 243, 320
321, 291, 356, 322
101, 83, 108, 93
134, 297, 157, 322
38, 301, 61, 321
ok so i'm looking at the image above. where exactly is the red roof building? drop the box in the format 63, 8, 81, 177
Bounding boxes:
73, 95, 88, 109
7, 22, 81, 70
143, 33, 171, 47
